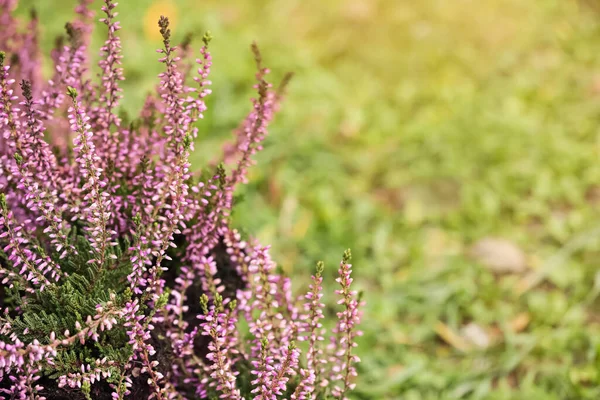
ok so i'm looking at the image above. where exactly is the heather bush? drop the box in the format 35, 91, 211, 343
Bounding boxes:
0, 1, 362, 399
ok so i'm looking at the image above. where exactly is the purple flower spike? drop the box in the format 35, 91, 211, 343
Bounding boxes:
0, 3, 361, 399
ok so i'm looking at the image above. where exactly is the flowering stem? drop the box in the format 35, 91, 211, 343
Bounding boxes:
331, 250, 361, 400
68, 87, 112, 270
268, 342, 298, 395
0, 193, 58, 290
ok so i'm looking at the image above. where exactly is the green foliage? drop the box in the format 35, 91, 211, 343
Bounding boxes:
0, 233, 135, 381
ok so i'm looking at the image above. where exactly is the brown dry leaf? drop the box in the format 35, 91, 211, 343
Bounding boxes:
268, 177, 282, 207
487, 326, 504, 344
592, 75, 600, 96
461, 323, 491, 349
435, 321, 471, 352
373, 188, 404, 211
343, 0, 375, 22
585, 185, 600, 205
516, 275, 536, 295
469, 237, 527, 274
386, 364, 405, 377
510, 312, 531, 333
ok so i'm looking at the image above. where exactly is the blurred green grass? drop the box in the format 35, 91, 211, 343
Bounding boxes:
14, 0, 600, 398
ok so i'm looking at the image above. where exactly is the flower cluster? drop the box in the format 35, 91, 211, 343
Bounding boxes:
0, 1, 362, 399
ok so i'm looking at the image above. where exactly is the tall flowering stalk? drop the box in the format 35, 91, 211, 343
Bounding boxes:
293, 261, 326, 399
199, 294, 241, 400
14, 80, 71, 258
68, 86, 114, 268
0, 2, 363, 400
95, 0, 124, 157
0, 193, 62, 292
329, 250, 363, 400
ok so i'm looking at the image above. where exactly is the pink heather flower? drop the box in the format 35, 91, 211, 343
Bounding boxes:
268, 343, 300, 397
127, 213, 152, 294
123, 299, 174, 400
0, 193, 62, 291
17, 80, 59, 187
245, 246, 286, 359
92, 0, 127, 236
291, 368, 316, 400
156, 16, 189, 162
38, 28, 86, 125
16, 11, 42, 95
74, 0, 95, 47
221, 46, 276, 190
0, 3, 363, 398
329, 250, 363, 400
199, 294, 242, 400
0, 54, 21, 156
95, 0, 124, 164
141, 17, 195, 302
251, 339, 299, 400
298, 261, 326, 393
0, 3, 42, 95
0, 1, 18, 51
2, 364, 45, 400
223, 227, 250, 281
68, 86, 115, 268
183, 31, 212, 139
250, 337, 275, 399
11, 81, 72, 258
58, 358, 116, 389
173, 172, 230, 305
0, 339, 37, 378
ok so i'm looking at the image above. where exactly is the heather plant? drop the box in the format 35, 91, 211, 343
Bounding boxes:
0, 1, 362, 399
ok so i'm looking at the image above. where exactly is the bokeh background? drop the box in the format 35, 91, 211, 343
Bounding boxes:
14, 0, 600, 398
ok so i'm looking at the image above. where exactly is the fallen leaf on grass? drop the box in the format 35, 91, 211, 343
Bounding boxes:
386, 364, 405, 377
461, 323, 491, 349
435, 321, 471, 352
469, 237, 527, 273
510, 312, 530, 333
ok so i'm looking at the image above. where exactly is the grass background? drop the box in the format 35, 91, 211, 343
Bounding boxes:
13, 0, 600, 398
